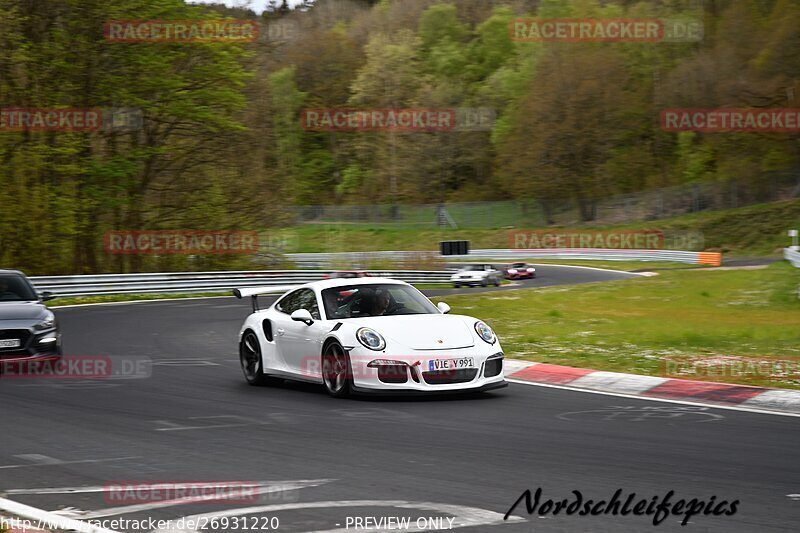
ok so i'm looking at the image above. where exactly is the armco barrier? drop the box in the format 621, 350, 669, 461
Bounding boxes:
786, 247, 800, 268
27, 249, 724, 297
30, 270, 452, 297
286, 248, 722, 266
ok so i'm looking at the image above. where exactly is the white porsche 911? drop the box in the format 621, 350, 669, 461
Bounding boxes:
233, 277, 507, 397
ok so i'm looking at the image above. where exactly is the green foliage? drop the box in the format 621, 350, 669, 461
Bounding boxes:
1, 0, 798, 275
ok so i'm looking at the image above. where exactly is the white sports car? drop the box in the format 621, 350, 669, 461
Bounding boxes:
233, 277, 507, 397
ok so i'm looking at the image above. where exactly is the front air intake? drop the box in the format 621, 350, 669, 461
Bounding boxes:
484, 356, 503, 378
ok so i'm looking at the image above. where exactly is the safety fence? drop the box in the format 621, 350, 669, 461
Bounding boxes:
286, 248, 722, 267
785, 247, 800, 268
30, 270, 452, 297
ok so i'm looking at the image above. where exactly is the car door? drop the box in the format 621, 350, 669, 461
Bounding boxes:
279, 288, 328, 378
271, 289, 303, 373
483, 264, 494, 283
487, 264, 499, 283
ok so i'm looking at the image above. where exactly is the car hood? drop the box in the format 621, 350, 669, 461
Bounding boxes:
344, 314, 475, 350
0, 302, 48, 325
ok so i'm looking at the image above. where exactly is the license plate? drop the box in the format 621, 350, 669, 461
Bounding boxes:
428, 357, 474, 371
0, 339, 21, 348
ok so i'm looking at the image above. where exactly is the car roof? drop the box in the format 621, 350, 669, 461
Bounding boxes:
312, 277, 408, 290
0, 269, 26, 276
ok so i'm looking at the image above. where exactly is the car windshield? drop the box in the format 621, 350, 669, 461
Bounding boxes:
511, 263, 527, 268
322, 284, 439, 319
0, 274, 38, 302
462, 265, 483, 271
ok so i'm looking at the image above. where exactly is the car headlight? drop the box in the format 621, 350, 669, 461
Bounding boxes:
474, 321, 496, 345
508, 269, 517, 274
357, 327, 386, 351
34, 312, 56, 331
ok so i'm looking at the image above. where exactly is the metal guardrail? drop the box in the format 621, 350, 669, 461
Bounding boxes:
30, 270, 452, 297
785, 247, 800, 268
27, 248, 724, 297
287, 248, 721, 266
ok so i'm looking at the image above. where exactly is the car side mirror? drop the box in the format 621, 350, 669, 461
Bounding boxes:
290, 309, 314, 325
39, 291, 56, 302
437, 302, 451, 314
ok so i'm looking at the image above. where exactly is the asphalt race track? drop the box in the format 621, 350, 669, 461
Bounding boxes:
1, 266, 798, 533
428, 263, 640, 296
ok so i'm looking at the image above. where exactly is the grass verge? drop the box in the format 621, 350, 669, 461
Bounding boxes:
288, 198, 800, 257
50, 292, 229, 307
432, 261, 800, 389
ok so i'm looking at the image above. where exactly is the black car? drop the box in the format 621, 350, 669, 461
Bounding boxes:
0, 269, 61, 362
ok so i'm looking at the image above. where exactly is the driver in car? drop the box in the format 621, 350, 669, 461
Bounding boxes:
0, 279, 20, 301
370, 289, 391, 316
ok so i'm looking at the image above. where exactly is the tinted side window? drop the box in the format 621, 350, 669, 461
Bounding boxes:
295, 289, 320, 320
277, 289, 320, 319
276, 290, 303, 314
0, 274, 38, 301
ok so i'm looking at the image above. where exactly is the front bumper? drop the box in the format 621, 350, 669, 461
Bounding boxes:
0, 327, 62, 361
451, 277, 489, 286
350, 350, 506, 393
352, 379, 507, 396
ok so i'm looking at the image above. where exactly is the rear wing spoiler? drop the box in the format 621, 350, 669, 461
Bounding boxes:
233, 285, 299, 311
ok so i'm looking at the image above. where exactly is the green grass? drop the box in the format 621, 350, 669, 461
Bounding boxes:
432, 262, 800, 389
51, 292, 229, 306
285, 198, 800, 257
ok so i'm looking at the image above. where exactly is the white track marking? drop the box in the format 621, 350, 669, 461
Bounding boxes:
0, 456, 140, 470
0, 497, 119, 533
152, 415, 272, 432
567, 371, 668, 394
502, 360, 537, 374
151, 359, 220, 367
528, 263, 649, 276
742, 389, 800, 410
13, 454, 63, 465
3, 480, 323, 496
149, 500, 525, 533
507, 378, 800, 418
80, 480, 334, 519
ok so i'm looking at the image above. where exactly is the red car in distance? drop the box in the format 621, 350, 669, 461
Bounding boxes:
504, 262, 536, 280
